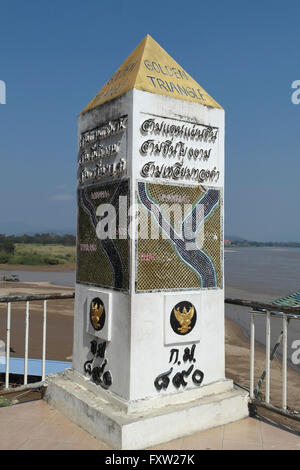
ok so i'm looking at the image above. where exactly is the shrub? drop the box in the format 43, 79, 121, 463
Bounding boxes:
0, 397, 11, 407
0, 239, 15, 254
0, 253, 9, 263
44, 257, 60, 265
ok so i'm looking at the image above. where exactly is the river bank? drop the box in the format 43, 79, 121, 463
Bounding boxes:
0, 263, 75, 272
0, 268, 75, 287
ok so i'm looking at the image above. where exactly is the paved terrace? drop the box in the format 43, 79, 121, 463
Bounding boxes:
0, 400, 299, 450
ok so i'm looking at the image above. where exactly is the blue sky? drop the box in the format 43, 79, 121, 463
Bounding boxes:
0, 0, 299, 241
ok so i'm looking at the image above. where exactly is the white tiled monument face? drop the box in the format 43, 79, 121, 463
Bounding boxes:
73, 35, 225, 403
128, 89, 225, 401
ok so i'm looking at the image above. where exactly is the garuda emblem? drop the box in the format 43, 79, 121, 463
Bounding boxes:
90, 298, 105, 331
173, 305, 195, 334
170, 301, 197, 336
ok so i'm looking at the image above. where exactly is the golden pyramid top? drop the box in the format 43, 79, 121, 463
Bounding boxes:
81, 35, 222, 113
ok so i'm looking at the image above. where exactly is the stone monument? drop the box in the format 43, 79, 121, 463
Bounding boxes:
45, 34, 248, 449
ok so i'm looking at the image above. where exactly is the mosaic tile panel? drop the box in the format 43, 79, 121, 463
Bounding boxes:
136, 181, 222, 292
76, 179, 129, 291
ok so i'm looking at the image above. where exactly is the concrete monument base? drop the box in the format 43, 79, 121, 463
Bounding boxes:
45, 370, 249, 450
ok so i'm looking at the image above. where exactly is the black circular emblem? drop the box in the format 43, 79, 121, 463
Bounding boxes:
90, 297, 105, 331
170, 301, 197, 336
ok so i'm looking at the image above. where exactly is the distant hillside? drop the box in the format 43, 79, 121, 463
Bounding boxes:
0, 233, 76, 246
225, 236, 300, 248
0, 233, 76, 266
0, 222, 76, 236
225, 235, 246, 242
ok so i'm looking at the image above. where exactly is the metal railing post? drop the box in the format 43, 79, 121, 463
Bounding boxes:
5, 302, 11, 389
42, 300, 47, 381
24, 301, 30, 385
265, 311, 271, 404
282, 314, 288, 410
250, 312, 255, 399
227, 299, 300, 421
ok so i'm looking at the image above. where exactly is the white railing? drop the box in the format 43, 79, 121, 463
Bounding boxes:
0, 293, 75, 389
225, 297, 300, 421
249, 308, 300, 417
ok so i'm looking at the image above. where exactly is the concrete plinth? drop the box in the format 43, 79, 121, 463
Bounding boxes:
45, 370, 249, 450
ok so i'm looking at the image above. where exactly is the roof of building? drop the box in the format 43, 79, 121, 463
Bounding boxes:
272, 291, 300, 308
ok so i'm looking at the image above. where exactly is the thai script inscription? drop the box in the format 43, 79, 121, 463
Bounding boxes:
141, 118, 218, 142
139, 116, 220, 185
78, 142, 121, 167
141, 161, 219, 184
79, 159, 126, 184
80, 115, 128, 148
154, 344, 204, 391
78, 115, 128, 185
140, 139, 212, 161
84, 340, 112, 389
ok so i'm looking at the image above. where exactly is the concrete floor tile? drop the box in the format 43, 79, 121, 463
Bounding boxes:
0, 400, 55, 423
17, 438, 61, 450
55, 440, 110, 450
223, 417, 262, 444
0, 416, 34, 432
186, 425, 224, 441
260, 421, 300, 445
262, 442, 300, 450
181, 437, 222, 450
148, 438, 185, 450
56, 428, 111, 449
0, 436, 28, 450
0, 416, 40, 442
222, 439, 263, 450
178, 426, 223, 450
29, 421, 87, 442
1, 400, 299, 451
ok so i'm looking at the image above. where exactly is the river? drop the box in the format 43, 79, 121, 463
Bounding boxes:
0, 269, 75, 286
225, 247, 300, 372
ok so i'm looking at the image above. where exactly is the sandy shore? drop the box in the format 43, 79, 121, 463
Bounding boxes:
0, 280, 299, 412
